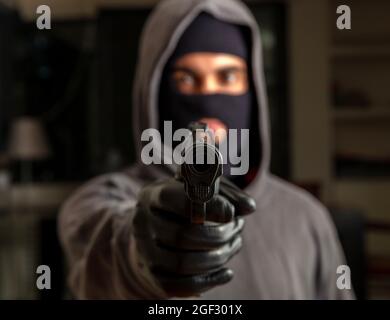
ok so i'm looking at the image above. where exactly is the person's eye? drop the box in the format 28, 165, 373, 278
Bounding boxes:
178, 74, 195, 86
220, 71, 238, 85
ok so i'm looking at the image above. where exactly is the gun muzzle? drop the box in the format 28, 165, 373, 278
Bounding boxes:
181, 122, 223, 224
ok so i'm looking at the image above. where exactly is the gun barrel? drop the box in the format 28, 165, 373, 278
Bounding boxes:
181, 124, 223, 224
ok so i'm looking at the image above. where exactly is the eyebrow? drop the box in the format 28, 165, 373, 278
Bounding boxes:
172, 66, 246, 76
216, 66, 247, 74
172, 67, 198, 77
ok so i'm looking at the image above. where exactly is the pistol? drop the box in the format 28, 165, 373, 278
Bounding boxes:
180, 122, 223, 224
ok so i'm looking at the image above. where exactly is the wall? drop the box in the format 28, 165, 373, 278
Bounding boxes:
289, 0, 332, 201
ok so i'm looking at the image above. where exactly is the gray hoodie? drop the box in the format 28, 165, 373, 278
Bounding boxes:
58, 0, 354, 300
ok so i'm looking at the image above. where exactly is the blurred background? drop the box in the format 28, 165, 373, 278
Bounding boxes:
0, 0, 389, 299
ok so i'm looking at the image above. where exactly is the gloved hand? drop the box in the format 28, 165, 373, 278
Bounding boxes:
133, 176, 256, 297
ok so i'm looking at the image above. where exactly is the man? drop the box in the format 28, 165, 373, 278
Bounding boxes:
59, 0, 353, 299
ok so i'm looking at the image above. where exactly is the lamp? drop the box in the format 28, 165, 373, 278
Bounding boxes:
7, 117, 51, 183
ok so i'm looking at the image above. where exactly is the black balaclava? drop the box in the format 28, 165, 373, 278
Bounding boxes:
158, 12, 258, 180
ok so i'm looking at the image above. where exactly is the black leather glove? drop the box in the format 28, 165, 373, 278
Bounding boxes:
133, 176, 256, 297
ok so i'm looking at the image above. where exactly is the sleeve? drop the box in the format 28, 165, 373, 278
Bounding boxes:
58, 173, 167, 299
313, 205, 356, 300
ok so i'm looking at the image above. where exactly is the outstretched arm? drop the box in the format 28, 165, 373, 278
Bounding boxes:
58, 173, 165, 299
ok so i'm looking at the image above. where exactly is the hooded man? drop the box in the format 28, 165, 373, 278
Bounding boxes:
59, 0, 353, 299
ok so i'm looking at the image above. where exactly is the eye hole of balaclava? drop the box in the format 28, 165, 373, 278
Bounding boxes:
158, 12, 260, 181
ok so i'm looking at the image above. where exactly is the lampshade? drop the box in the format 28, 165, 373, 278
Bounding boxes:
7, 117, 51, 160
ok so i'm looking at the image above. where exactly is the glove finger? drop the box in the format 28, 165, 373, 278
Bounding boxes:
156, 267, 234, 298
205, 195, 235, 223
144, 179, 236, 223
151, 235, 242, 275
219, 178, 256, 216
184, 194, 235, 223
150, 212, 245, 250
139, 178, 185, 214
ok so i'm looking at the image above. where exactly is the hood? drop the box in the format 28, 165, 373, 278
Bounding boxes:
132, 0, 271, 195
